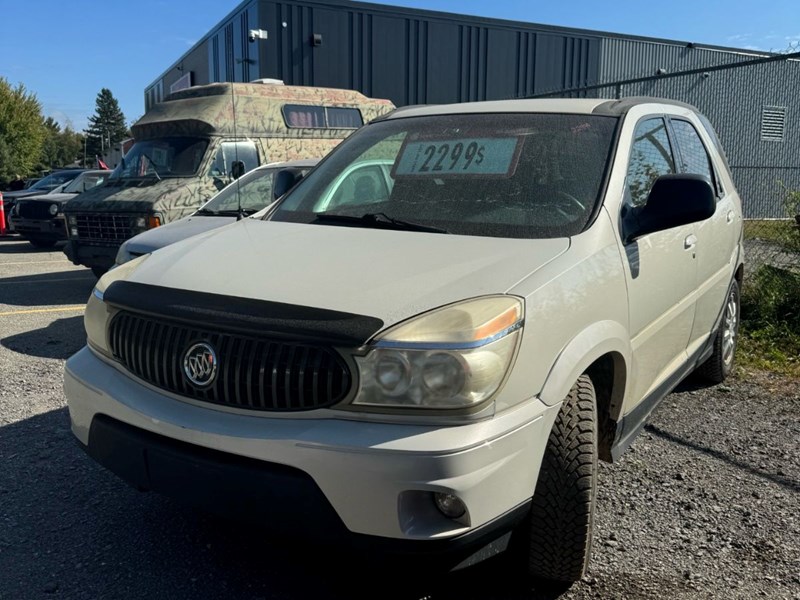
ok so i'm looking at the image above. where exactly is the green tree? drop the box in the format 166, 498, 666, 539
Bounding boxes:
39, 116, 62, 168
38, 117, 85, 169
0, 78, 46, 182
84, 88, 128, 160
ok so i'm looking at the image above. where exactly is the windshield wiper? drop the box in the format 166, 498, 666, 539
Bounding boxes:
312, 212, 448, 234
196, 208, 258, 218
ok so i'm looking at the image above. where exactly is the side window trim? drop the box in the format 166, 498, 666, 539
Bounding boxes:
667, 116, 723, 200
624, 114, 676, 209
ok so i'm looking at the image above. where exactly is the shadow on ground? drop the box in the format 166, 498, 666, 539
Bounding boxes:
1, 315, 85, 359
0, 269, 94, 306
0, 408, 574, 600
0, 236, 66, 254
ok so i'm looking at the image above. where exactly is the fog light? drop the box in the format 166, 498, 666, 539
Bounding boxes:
49, 203, 59, 216
434, 492, 466, 519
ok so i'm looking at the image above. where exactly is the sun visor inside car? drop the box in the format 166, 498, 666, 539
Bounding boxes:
103, 281, 384, 346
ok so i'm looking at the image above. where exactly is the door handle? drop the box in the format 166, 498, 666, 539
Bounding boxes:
684, 234, 697, 250
726, 210, 735, 224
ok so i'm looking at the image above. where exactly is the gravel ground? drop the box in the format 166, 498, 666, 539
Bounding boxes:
0, 236, 798, 600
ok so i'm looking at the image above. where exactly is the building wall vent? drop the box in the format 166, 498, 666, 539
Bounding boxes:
761, 106, 786, 142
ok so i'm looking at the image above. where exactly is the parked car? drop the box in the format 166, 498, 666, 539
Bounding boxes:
11, 170, 110, 248
2, 169, 86, 232
66, 97, 743, 586
114, 159, 319, 265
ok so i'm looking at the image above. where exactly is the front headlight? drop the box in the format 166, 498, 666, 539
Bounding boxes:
86, 254, 150, 357
49, 203, 59, 216
353, 296, 523, 410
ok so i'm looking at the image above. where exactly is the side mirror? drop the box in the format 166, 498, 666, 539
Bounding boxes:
273, 168, 305, 200
231, 160, 246, 180
625, 174, 715, 242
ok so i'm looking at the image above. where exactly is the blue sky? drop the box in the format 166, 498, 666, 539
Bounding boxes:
1, 0, 798, 132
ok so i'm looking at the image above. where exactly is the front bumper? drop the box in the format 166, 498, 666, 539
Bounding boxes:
63, 240, 118, 270
65, 346, 558, 552
12, 216, 67, 239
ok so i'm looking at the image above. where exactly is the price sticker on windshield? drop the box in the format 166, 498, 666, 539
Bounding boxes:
394, 137, 522, 177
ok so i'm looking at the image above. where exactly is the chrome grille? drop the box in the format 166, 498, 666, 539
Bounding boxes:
18, 201, 57, 220
108, 312, 352, 411
74, 213, 141, 245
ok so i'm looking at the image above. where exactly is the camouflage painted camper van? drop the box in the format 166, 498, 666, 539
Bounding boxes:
63, 81, 395, 275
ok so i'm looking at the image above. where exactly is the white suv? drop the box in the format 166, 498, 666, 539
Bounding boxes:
65, 97, 743, 584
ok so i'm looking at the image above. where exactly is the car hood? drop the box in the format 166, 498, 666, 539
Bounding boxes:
125, 219, 570, 328
65, 177, 219, 215
123, 215, 235, 256
17, 192, 78, 203
2, 189, 47, 201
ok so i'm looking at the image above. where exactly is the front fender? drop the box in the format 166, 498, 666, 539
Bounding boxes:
538, 320, 631, 416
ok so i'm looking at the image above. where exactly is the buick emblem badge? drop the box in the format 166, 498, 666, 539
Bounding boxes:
183, 342, 218, 387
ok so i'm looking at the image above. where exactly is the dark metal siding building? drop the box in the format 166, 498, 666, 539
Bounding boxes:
145, 0, 800, 218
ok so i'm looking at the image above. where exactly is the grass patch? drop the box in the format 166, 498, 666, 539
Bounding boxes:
743, 219, 800, 252
737, 326, 800, 377
738, 265, 800, 378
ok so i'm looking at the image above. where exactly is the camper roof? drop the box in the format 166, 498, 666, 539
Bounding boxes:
132, 82, 394, 139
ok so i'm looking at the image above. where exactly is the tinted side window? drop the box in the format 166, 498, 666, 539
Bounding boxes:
283, 105, 363, 129
209, 141, 259, 178
671, 120, 714, 183
626, 118, 675, 207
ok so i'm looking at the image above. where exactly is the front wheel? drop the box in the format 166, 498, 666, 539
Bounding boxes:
511, 374, 598, 583
695, 280, 740, 384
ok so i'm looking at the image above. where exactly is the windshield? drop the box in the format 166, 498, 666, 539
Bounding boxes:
111, 137, 208, 179
197, 166, 284, 215
29, 171, 81, 191
62, 171, 110, 194
269, 113, 618, 238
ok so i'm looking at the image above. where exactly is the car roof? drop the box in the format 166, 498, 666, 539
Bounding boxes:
379, 97, 700, 120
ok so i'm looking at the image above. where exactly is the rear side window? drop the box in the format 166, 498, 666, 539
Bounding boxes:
626, 118, 675, 207
283, 105, 363, 129
671, 120, 714, 183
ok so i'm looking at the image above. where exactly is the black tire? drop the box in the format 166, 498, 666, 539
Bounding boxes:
91, 267, 108, 278
695, 280, 740, 384
27, 237, 58, 248
514, 374, 598, 583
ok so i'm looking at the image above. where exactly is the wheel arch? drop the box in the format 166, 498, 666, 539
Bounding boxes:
538, 321, 630, 463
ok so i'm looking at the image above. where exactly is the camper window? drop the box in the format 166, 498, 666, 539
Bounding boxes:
282, 105, 363, 129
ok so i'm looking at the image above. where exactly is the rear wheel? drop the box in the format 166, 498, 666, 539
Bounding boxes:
27, 237, 58, 248
695, 280, 740, 384
512, 374, 598, 583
